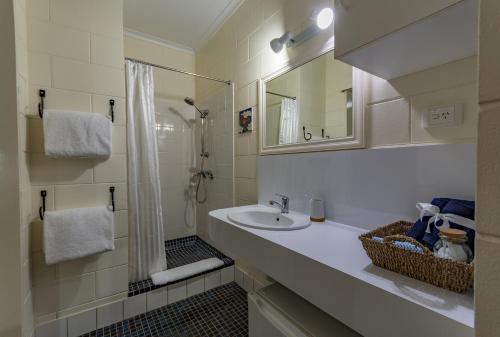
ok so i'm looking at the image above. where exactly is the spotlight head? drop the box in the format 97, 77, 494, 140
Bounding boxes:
316, 8, 334, 30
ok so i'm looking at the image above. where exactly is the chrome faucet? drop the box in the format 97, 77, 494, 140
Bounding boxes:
269, 194, 289, 214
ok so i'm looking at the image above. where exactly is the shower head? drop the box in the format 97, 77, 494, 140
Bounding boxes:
184, 97, 208, 118
184, 97, 195, 106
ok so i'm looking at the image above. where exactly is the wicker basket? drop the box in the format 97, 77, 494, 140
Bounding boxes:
359, 221, 474, 293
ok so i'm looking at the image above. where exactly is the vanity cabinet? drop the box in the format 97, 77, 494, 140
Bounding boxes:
334, 0, 478, 79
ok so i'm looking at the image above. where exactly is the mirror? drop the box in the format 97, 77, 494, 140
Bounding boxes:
259, 49, 364, 154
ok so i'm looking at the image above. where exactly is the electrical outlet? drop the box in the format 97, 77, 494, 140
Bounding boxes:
422, 104, 463, 128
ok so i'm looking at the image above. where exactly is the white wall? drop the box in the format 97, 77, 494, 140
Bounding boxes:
26, 0, 128, 324
124, 35, 197, 240
258, 143, 476, 229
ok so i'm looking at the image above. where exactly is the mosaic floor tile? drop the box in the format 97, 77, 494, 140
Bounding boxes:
82, 282, 248, 337
128, 236, 234, 296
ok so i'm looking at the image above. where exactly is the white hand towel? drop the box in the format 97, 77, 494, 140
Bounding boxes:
43, 206, 115, 265
43, 110, 112, 158
151, 258, 224, 286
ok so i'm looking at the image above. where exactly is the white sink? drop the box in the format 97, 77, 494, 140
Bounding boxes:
227, 206, 311, 231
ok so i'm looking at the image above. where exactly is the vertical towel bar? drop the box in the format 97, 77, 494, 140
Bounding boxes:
38, 89, 45, 118
39, 190, 47, 220
110, 186, 115, 212
109, 99, 115, 122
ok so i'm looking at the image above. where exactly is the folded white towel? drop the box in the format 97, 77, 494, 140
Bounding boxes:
43, 206, 115, 265
151, 258, 224, 286
43, 110, 112, 158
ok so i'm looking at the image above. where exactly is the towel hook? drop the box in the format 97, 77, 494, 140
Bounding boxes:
109, 186, 115, 212
39, 190, 47, 220
303, 126, 312, 141
109, 99, 115, 122
38, 89, 46, 118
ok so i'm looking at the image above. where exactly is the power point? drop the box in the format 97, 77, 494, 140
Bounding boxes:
422, 104, 463, 128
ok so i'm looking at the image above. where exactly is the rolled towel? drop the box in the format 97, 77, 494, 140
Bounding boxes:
43, 110, 112, 158
44, 206, 114, 265
406, 197, 449, 245
151, 258, 224, 286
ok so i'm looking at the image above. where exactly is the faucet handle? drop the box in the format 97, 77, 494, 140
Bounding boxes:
275, 193, 289, 200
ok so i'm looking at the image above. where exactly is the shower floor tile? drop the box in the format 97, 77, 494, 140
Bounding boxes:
128, 236, 234, 296
81, 282, 248, 337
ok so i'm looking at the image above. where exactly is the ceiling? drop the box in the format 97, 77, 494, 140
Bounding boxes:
123, 0, 242, 52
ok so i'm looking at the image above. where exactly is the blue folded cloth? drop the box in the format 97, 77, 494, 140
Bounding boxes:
406, 198, 449, 244
407, 198, 475, 251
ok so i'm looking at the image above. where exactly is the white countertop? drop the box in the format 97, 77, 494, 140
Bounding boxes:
209, 205, 474, 337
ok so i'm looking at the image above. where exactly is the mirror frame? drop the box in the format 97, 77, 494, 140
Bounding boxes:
258, 49, 365, 155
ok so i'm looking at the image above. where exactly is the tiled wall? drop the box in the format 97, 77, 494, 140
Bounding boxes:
475, 0, 500, 336
195, 83, 234, 239
15, 0, 35, 332
1, 1, 32, 336
124, 35, 197, 240
25, 0, 128, 325
196, 0, 478, 208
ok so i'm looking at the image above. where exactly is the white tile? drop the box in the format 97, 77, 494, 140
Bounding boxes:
114, 210, 128, 238
366, 98, 410, 147
93, 155, 127, 183
96, 301, 123, 329
235, 267, 244, 288
204, 270, 221, 291
91, 34, 124, 69
95, 265, 128, 298
123, 293, 147, 319
95, 238, 128, 269
112, 126, 127, 154
187, 276, 205, 297
220, 266, 235, 285
28, 52, 51, 86
53, 184, 97, 210
30, 154, 94, 185
28, 0, 49, 21
52, 57, 125, 97
167, 281, 187, 304
35, 318, 67, 337
146, 288, 168, 311
33, 274, 95, 315
28, 19, 90, 62
50, 0, 123, 39
67, 309, 96, 337
243, 273, 255, 292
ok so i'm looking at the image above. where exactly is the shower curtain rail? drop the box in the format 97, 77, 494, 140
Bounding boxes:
266, 91, 297, 100
125, 57, 231, 85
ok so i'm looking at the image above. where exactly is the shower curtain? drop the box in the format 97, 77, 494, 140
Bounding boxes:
279, 98, 299, 144
126, 60, 167, 282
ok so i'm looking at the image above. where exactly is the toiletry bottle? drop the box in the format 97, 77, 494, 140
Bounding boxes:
434, 228, 472, 263
310, 198, 325, 222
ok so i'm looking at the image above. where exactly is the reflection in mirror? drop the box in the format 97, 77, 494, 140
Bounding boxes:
265, 50, 353, 146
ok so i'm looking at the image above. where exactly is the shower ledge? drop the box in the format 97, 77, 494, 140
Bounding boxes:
209, 205, 474, 337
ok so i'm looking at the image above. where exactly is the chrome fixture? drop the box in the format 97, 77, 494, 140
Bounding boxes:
269, 194, 290, 214
270, 32, 293, 53
270, 7, 334, 54
185, 97, 212, 204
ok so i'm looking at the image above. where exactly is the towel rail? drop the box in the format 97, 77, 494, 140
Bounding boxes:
39, 190, 47, 220
38, 89, 115, 122
38, 187, 115, 221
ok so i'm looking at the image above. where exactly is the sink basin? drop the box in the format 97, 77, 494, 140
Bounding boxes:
227, 206, 311, 231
